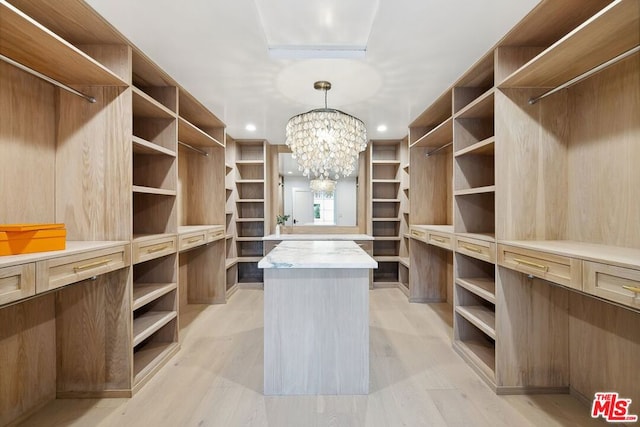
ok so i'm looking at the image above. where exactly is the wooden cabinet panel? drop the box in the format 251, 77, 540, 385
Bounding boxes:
36, 245, 129, 293
456, 236, 495, 263
132, 235, 177, 264
583, 261, 640, 311
0, 263, 35, 306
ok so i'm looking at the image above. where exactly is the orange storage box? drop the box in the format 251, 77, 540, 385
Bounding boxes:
0, 224, 66, 256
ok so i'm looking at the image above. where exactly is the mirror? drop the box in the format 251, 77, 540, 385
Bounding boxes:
278, 152, 359, 227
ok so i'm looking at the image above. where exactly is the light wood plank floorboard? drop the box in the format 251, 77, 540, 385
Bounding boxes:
19, 289, 602, 426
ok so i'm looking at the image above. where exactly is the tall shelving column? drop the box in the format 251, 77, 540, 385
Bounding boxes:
451, 51, 497, 388
408, 90, 454, 303
176, 88, 227, 308
370, 140, 402, 286
130, 52, 180, 392
398, 136, 411, 296
235, 140, 266, 287
225, 137, 239, 297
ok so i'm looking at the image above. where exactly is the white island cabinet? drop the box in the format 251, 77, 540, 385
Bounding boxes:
258, 240, 377, 395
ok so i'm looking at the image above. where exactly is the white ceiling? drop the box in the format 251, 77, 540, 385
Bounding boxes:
85, 0, 540, 144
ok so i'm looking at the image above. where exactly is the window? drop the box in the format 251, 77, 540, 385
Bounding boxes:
313, 191, 335, 225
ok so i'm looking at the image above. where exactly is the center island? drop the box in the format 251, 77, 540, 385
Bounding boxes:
258, 240, 377, 395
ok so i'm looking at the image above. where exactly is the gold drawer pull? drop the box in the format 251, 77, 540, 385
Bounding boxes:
187, 237, 203, 244
461, 244, 482, 253
622, 285, 640, 294
514, 258, 549, 272
411, 230, 424, 237
147, 244, 169, 253
74, 259, 112, 272
431, 236, 446, 243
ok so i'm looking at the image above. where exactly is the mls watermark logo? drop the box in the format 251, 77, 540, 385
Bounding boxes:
591, 392, 638, 423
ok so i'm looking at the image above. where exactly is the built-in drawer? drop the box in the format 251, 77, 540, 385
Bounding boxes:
207, 228, 225, 243
132, 235, 177, 264
583, 261, 640, 310
36, 245, 129, 293
498, 244, 581, 290
0, 263, 35, 306
179, 231, 207, 252
409, 228, 427, 243
428, 231, 453, 251
456, 237, 495, 263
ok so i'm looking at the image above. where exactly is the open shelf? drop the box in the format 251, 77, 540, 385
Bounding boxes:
132, 136, 176, 157
454, 185, 496, 196
455, 89, 494, 119
372, 160, 401, 165
455, 136, 495, 157
132, 185, 177, 196
453, 339, 495, 384
409, 117, 453, 149
500, 0, 640, 88
456, 278, 496, 304
399, 257, 410, 268
178, 117, 224, 148
133, 341, 179, 386
133, 283, 178, 311
133, 311, 177, 347
132, 87, 176, 119
0, 2, 128, 87
455, 306, 496, 339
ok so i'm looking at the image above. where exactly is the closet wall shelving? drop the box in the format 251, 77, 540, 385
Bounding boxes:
408, 0, 640, 402
398, 136, 411, 295
0, 1, 229, 424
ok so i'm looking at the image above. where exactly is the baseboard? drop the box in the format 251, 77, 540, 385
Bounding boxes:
496, 386, 569, 395
57, 389, 133, 399
238, 282, 264, 290
5, 394, 55, 427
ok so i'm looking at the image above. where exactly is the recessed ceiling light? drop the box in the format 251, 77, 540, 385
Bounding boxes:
377, 124, 387, 132
287, 171, 293, 174
245, 123, 257, 132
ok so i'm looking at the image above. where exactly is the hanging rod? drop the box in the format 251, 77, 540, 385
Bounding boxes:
425, 142, 452, 157
528, 46, 640, 105
0, 54, 97, 103
178, 141, 209, 157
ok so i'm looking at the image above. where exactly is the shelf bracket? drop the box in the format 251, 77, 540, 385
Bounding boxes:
178, 141, 209, 157
0, 54, 97, 103
528, 46, 640, 105
425, 142, 453, 157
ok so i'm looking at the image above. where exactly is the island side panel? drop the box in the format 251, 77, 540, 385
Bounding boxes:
264, 268, 369, 395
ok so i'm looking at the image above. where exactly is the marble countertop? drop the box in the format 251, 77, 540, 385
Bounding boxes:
263, 234, 374, 241
258, 241, 378, 269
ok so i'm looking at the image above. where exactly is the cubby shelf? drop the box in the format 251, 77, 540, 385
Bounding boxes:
453, 339, 495, 383
132, 185, 177, 196
178, 117, 224, 148
132, 283, 178, 311
500, 0, 639, 88
132, 87, 176, 119
133, 311, 177, 347
454, 186, 496, 196
0, 2, 128, 87
133, 342, 180, 385
454, 89, 494, 119
132, 136, 176, 157
409, 117, 453, 149
455, 278, 496, 304
454, 136, 495, 157
455, 306, 496, 339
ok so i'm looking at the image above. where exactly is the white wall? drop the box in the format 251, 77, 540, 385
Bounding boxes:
282, 176, 357, 227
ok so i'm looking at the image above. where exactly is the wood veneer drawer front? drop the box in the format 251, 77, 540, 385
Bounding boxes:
133, 236, 177, 264
36, 246, 129, 293
207, 229, 225, 243
0, 263, 35, 306
497, 245, 581, 290
583, 261, 640, 310
409, 228, 427, 243
456, 237, 495, 263
428, 232, 453, 251
179, 232, 206, 252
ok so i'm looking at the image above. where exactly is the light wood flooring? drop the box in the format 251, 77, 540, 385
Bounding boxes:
19, 288, 604, 426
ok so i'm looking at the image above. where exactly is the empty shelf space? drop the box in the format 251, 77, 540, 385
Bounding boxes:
236, 179, 265, 184
372, 160, 401, 165
399, 257, 410, 268
372, 199, 401, 203
132, 136, 176, 157
226, 257, 239, 269
455, 136, 495, 157
374, 236, 402, 241
455, 306, 496, 339
236, 199, 264, 203
235, 218, 264, 222
236, 237, 263, 242
409, 117, 453, 149
372, 179, 401, 184
454, 186, 495, 196
178, 117, 223, 148
133, 283, 178, 311
133, 311, 177, 346
133, 342, 179, 386
455, 278, 496, 304
132, 87, 176, 119
374, 256, 400, 262
500, 0, 640, 88
454, 89, 494, 119
453, 340, 495, 383
372, 218, 401, 222
235, 160, 264, 165
0, 2, 128, 87
132, 185, 177, 196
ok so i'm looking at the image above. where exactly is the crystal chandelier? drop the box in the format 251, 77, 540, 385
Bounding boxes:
285, 81, 367, 193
